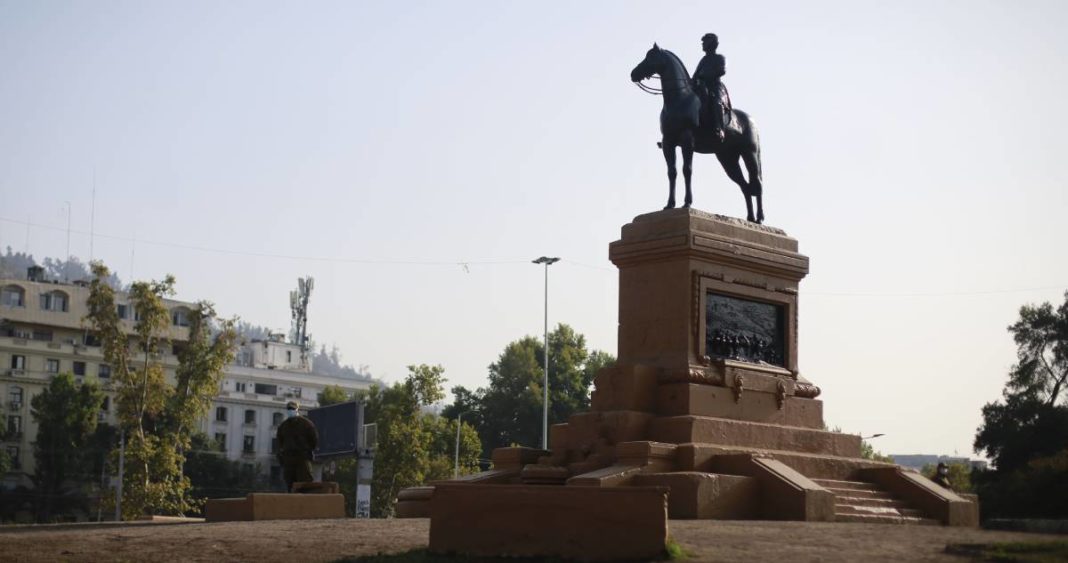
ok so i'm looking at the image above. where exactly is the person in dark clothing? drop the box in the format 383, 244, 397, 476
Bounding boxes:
276, 401, 318, 492
932, 462, 952, 489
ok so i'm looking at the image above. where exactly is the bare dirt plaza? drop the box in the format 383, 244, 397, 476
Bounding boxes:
0, 518, 1063, 562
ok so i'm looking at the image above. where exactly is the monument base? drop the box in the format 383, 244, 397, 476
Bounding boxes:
409, 209, 977, 553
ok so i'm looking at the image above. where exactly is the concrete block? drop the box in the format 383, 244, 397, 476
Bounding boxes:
429, 484, 668, 561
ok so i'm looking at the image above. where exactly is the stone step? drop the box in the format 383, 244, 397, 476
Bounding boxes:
824, 487, 895, 500
835, 512, 940, 525
834, 495, 911, 509
836, 504, 925, 518
650, 416, 861, 457
680, 443, 895, 480
811, 478, 881, 491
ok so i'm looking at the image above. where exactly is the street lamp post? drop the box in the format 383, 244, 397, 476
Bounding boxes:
454, 411, 467, 479
532, 256, 560, 450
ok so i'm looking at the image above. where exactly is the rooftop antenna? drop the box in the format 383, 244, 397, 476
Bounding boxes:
64, 201, 72, 281
89, 172, 97, 262
290, 276, 314, 367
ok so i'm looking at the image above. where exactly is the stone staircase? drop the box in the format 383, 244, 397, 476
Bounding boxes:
812, 478, 939, 525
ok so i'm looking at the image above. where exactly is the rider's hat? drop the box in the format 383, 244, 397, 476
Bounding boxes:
286, 401, 299, 411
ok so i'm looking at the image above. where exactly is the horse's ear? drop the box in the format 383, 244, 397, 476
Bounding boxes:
653, 42, 660, 51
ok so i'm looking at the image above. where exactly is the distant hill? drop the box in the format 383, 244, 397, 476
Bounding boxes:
0, 248, 122, 288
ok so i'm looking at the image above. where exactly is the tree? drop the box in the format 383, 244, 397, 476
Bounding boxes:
30, 372, 105, 521
86, 262, 236, 519
184, 434, 267, 503
975, 293, 1068, 473
972, 292, 1068, 518
444, 324, 614, 457
363, 364, 480, 517
860, 440, 894, 463
318, 384, 351, 406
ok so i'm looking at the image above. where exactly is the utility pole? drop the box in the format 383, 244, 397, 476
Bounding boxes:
532, 256, 560, 450
454, 411, 467, 478
290, 277, 314, 367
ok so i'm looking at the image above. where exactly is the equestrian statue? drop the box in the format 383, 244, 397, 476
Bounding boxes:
631, 34, 765, 223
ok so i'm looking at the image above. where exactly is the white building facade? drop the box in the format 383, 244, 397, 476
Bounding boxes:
0, 271, 371, 489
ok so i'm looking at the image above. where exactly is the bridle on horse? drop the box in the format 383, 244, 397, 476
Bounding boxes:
633, 74, 694, 96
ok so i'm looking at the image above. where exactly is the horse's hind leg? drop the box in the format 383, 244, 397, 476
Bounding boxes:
741, 148, 764, 223
716, 152, 754, 222
680, 130, 695, 208
663, 141, 677, 209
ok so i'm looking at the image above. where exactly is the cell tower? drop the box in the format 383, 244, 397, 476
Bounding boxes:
290, 276, 314, 367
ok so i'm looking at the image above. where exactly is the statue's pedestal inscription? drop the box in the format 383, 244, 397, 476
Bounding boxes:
412, 208, 977, 559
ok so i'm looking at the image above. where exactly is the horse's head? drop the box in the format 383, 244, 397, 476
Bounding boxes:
630, 43, 666, 83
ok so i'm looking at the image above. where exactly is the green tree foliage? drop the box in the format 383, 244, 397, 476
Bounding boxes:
184, 434, 266, 503
973, 292, 1068, 518
361, 364, 480, 517
443, 324, 614, 457
921, 462, 973, 493
86, 262, 237, 519
318, 384, 352, 406
860, 440, 894, 463
29, 372, 105, 520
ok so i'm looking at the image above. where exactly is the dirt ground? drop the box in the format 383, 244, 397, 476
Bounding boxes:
0, 518, 1062, 562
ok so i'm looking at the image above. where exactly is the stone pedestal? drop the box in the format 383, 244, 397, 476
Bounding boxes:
414, 208, 974, 558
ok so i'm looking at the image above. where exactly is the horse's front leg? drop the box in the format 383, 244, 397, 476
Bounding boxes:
663, 140, 677, 209
680, 130, 695, 208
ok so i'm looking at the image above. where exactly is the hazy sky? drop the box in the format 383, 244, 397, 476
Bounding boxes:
2, 1, 1066, 459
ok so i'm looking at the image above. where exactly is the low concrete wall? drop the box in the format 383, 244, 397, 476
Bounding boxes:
633, 471, 759, 519
859, 467, 978, 527
204, 493, 345, 522
429, 484, 669, 561
708, 454, 834, 521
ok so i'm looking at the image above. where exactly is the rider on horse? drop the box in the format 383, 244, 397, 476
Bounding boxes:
692, 33, 732, 142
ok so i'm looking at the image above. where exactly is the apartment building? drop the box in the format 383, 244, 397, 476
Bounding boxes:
0, 269, 371, 489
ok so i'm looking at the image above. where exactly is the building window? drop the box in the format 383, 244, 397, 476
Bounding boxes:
46, 359, 60, 374
31, 330, 52, 342
272, 412, 284, 426
270, 437, 278, 454
1, 285, 25, 308
286, 350, 292, 363
244, 409, 256, 424
73, 361, 86, 376
235, 382, 247, 393
101, 396, 110, 412
5, 446, 18, 469
243, 435, 255, 453
83, 332, 101, 347
98, 364, 111, 378
214, 433, 227, 452
172, 308, 190, 327
40, 291, 69, 312
7, 415, 21, 435
215, 406, 228, 422
254, 383, 277, 396
116, 303, 128, 319
8, 386, 23, 405
10, 355, 25, 370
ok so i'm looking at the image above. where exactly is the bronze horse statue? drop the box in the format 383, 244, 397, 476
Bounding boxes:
631, 44, 764, 223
